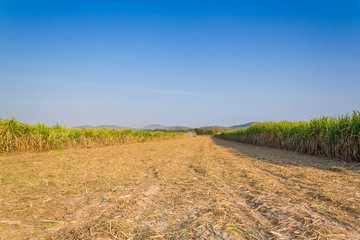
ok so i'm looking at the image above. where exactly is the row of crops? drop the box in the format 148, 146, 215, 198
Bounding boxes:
215, 111, 360, 161
0, 118, 185, 153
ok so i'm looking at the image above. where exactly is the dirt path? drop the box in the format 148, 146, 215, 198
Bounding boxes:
1, 136, 359, 239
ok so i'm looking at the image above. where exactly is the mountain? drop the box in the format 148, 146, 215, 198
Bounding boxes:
141, 124, 191, 130
73, 124, 190, 130
73, 125, 132, 129
73, 125, 94, 129
73, 123, 255, 131
168, 126, 191, 130
228, 122, 256, 130
96, 125, 132, 129
142, 124, 168, 130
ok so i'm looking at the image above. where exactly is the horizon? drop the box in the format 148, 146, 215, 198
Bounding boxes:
2, 113, 359, 130
1, 1, 359, 128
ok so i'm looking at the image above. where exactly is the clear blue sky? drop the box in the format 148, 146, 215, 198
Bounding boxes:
1, 1, 359, 128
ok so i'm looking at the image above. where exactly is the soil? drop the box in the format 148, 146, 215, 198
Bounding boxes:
0, 136, 359, 239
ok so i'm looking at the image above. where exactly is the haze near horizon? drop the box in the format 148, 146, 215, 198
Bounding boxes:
1, 1, 359, 128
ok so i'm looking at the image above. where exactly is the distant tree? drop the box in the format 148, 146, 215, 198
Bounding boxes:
193, 127, 228, 135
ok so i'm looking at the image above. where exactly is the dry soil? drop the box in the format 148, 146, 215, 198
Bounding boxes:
0, 136, 359, 239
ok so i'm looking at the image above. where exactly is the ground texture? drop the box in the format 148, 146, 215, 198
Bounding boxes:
0, 136, 359, 239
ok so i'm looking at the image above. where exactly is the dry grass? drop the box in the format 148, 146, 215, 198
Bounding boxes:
215, 111, 360, 161
0, 118, 184, 154
0, 136, 359, 239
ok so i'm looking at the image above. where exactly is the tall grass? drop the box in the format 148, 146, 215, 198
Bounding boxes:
215, 111, 360, 161
0, 118, 184, 153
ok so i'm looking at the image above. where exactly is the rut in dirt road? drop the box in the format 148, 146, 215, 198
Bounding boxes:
0, 136, 359, 239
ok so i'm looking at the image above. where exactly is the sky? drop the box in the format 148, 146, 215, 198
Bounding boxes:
1, 0, 359, 128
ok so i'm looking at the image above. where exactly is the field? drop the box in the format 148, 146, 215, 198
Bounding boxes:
215, 111, 360, 161
1, 136, 359, 239
0, 118, 184, 153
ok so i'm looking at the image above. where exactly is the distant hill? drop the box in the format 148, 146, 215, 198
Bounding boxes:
228, 122, 256, 130
73, 125, 94, 129
168, 126, 191, 130
142, 124, 191, 131
73, 123, 256, 131
142, 124, 168, 130
73, 125, 132, 129
73, 124, 190, 131
96, 125, 132, 129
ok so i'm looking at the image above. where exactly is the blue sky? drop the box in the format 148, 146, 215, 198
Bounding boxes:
1, 1, 359, 128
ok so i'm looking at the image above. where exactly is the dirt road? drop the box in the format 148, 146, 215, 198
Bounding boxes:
1, 136, 359, 239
